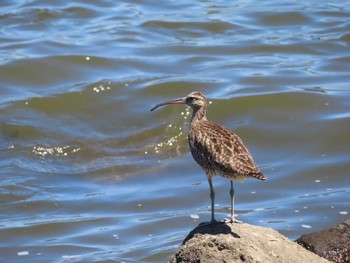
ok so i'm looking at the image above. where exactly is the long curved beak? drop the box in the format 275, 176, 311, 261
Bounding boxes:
150, 97, 186, 111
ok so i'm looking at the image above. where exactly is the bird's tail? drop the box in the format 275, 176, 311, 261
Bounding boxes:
252, 172, 267, 181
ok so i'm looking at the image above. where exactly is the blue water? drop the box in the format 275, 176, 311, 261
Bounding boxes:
0, 0, 350, 262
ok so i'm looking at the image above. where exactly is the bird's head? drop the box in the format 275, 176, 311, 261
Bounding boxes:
150, 91, 207, 111
184, 91, 207, 109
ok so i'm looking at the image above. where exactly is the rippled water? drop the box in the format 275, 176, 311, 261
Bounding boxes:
1, 0, 350, 262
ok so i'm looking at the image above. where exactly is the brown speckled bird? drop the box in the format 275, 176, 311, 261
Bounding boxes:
151, 91, 266, 224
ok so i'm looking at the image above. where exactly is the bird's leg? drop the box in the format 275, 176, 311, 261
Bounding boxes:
230, 180, 242, 223
207, 175, 217, 224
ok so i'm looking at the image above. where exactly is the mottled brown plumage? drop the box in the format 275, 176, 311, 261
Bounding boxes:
151, 91, 266, 224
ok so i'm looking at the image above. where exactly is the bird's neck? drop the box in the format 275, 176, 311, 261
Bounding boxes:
191, 106, 207, 122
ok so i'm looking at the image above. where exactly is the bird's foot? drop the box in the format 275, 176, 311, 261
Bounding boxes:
222, 217, 243, 224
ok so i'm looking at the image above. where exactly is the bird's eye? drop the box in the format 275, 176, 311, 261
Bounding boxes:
187, 97, 195, 102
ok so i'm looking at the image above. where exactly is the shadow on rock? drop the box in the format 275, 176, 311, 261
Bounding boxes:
183, 221, 240, 245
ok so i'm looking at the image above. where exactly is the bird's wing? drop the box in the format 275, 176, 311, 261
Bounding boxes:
195, 121, 264, 179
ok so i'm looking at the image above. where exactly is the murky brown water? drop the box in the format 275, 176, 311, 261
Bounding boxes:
1, 0, 350, 262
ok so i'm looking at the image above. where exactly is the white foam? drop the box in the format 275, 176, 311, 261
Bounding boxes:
190, 214, 200, 219
17, 251, 29, 256
301, 224, 312, 229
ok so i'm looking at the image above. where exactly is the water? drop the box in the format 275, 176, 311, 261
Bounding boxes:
1, 0, 350, 262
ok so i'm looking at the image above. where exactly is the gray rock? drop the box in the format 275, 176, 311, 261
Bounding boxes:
296, 219, 350, 263
169, 222, 330, 263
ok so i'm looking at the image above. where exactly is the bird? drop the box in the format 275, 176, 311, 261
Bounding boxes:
150, 91, 266, 224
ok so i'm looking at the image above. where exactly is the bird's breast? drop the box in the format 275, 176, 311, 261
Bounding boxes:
188, 129, 218, 173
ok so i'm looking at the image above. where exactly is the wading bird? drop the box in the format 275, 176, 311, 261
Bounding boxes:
151, 91, 266, 224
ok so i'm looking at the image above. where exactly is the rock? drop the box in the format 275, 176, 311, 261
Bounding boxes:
168, 222, 330, 263
296, 219, 350, 263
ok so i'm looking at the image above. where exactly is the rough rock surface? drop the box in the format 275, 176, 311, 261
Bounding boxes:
169, 222, 330, 263
296, 219, 350, 263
